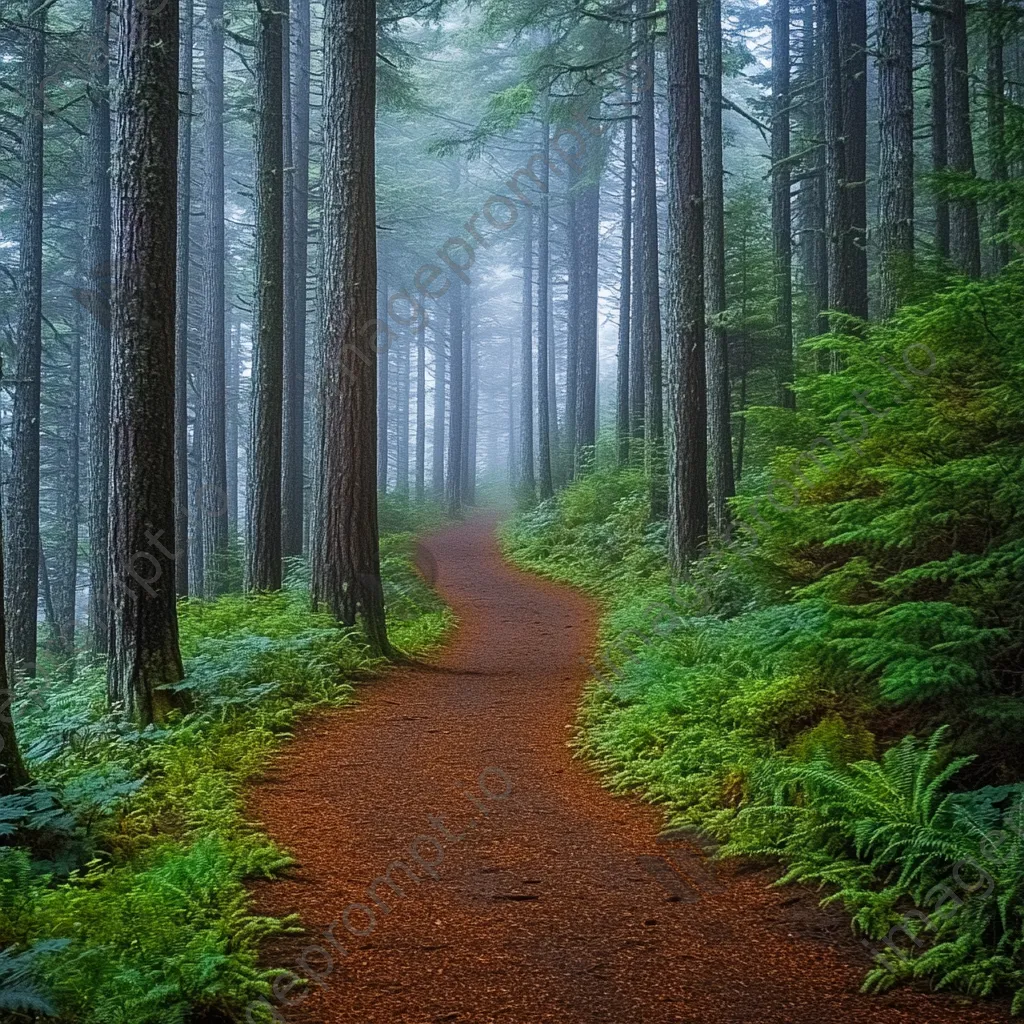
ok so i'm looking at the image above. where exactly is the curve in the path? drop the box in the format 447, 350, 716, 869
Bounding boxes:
250, 516, 1005, 1024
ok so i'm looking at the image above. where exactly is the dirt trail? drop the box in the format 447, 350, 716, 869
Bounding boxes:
250, 516, 1004, 1023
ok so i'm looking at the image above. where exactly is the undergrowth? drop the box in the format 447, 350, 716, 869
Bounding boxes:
0, 516, 451, 1023
502, 267, 1024, 1014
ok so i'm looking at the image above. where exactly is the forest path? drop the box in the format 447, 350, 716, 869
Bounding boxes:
250, 515, 1003, 1024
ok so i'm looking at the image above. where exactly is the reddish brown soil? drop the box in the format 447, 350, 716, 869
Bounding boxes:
250, 516, 1005, 1023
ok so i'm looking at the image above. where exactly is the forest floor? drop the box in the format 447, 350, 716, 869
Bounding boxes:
249, 515, 1007, 1024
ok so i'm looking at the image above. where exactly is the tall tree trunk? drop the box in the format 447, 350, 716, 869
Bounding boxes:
945, 0, 981, 277
877, 0, 915, 316
628, 93, 646, 460
616, 71, 632, 468
461, 286, 474, 504
637, 0, 664, 487
432, 317, 445, 496
312, 0, 389, 656
930, 7, 950, 258
377, 271, 389, 492
108, 0, 189, 724
667, 0, 708, 570
564, 186, 580, 482
247, 0, 285, 593
574, 179, 600, 476
772, 0, 795, 406
519, 206, 536, 503
174, 0, 192, 597
397, 327, 410, 496
536, 94, 555, 499
8, 0, 45, 679
986, 0, 1010, 273
55, 334, 81, 660
200, 0, 229, 594
0, 507, 29, 794
86, 0, 112, 650
445, 277, 464, 514
225, 319, 239, 527
844, 0, 869, 318
700, 0, 735, 534
283, 0, 310, 554
415, 313, 426, 500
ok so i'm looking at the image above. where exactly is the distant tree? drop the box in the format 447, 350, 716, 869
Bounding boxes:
536, 91, 555, 498
432, 317, 445, 496
930, 6, 950, 257
312, 0, 390, 656
519, 206, 536, 503
772, 0, 794, 405
107, 0, 190, 724
415, 311, 426, 499
446, 275, 465, 514
616, 66, 632, 469
0, 495, 29, 795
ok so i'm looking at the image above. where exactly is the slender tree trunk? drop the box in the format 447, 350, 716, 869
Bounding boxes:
945, 0, 981, 277
844, 0, 869, 318
86, 0, 112, 650
565, 186, 580, 482
930, 7, 950, 258
575, 179, 600, 476
283, 0, 310, 554
377, 271, 389, 491
225, 319, 239, 528
397, 327, 410, 496
55, 334, 81, 660
446, 277, 464, 515
616, 71, 633, 468
637, 0, 664, 487
8, 0, 46, 679
247, 0, 285, 593
824, 0, 853, 322
108, 0, 189, 724
415, 313, 426, 500
200, 0, 229, 595
312, 0, 389, 655
877, 0, 915, 316
772, 0, 795, 407
536, 95, 554, 499
519, 206, 536, 503
461, 286, 474, 504
700, 0, 735, 534
174, 0, 192, 597
801, 0, 829, 342
986, 0, 1010, 273
432, 317, 445, 496
667, 0, 708, 570
628, 94, 646, 460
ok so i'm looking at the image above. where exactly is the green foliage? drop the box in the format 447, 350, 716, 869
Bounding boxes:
503, 265, 1024, 1011
1, 532, 452, 1024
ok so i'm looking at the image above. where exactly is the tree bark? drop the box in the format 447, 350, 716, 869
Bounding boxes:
225, 318, 239, 528
54, 333, 81, 660
565, 186, 580, 482
536, 95, 555, 499
377, 271, 390, 491
174, 0, 192, 597
877, 0, 915, 316
247, 0, 285, 593
397, 326, 411, 496
86, 0, 112, 648
519, 205, 536, 503
667, 0, 708, 570
930, 7, 950, 258
312, 0, 390, 656
283, 0, 310, 554
461, 285, 474, 504
616, 68, 633, 469
8, 0, 46, 679
108, 0, 189, 725
200, 0, 229, 594
772, 0, 795, 406
944, 0, 981, 277
700, 0, 735, 535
